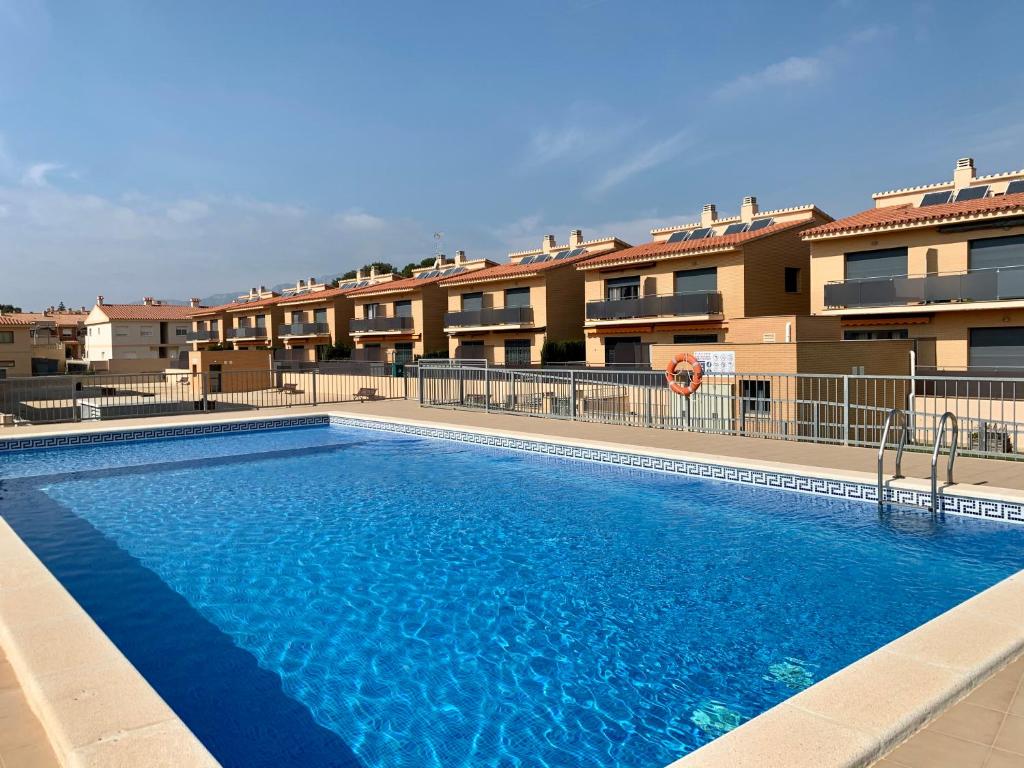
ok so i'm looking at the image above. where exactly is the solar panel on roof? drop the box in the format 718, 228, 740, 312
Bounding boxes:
536, 254, 554, 263
1006, 179, 1024, 196
723, 223, 748, 235
688, 227, 712, 240
519, 255, 536, 264
748, 218, 774, 231
920, 190, 952, 206
553, 250, 570, 259
954, 185, 989, 202
666, 230, 689, 243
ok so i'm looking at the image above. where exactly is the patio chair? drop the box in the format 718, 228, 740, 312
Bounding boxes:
354, 387, 378, 401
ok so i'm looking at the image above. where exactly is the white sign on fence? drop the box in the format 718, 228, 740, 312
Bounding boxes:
693, 350, 736, 375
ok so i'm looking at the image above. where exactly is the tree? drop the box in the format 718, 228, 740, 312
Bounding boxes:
0, 304, 21, 313
330, 262, 399, 287
57, 301, 66, 311
400, 257, 437, 278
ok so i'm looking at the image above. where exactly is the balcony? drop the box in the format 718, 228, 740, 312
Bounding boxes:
278, 322, 330, 338
444, 306, 534, 328
226, 326, 267, 340
186, 330, 220, 342
825, 265, 1024, 309
349, 316, 415, 334
586, 292, 723, 322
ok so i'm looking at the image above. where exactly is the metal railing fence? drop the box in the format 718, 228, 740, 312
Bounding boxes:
0, 368, 405, 426
410, 363, 1024, 461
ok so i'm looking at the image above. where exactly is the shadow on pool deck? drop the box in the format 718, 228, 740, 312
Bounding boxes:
1, 481, 364, 768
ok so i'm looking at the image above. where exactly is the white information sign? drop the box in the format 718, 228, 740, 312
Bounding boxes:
693, 350, 736, 375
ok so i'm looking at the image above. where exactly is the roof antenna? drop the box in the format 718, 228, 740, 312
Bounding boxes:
433, 231, 445, 268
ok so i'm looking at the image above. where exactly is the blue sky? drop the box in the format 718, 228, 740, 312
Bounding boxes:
2, 0, 1023, 308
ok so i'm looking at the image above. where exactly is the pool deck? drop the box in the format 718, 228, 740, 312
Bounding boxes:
1, 401, 1023, 767
0, 645, 59, 768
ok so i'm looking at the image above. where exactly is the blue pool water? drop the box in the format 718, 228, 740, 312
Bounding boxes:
2, 424, 1023, 768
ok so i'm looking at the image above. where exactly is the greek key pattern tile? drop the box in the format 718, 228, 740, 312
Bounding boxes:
0, 415, 330, 453
329, 415, 1024, 525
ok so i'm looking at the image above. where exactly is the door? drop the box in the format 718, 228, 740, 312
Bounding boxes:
208, 364, 223, 394
604, 336, 646, 367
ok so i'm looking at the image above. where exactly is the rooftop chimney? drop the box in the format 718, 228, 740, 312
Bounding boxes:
96, 295, 104, 306
370, 266, 378, 278
542, 234, 557, 253
740, 196, 759, 222
309, 277, 316, 285
569, 229, 583, 248
954, 157, 976, 189
701, 204, 718, 226
356, 269, 364, 280
455, 250, 465, 265
143, 296, 154, 306
259, 285, 267, 293
189, 297, 201, 308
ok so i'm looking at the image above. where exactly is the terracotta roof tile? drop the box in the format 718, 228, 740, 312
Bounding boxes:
578, 219, 810, 269
94, 304, 201, 321
0, 314, 33, 326
804, 191, 1024, 238
438, 249, 619, 287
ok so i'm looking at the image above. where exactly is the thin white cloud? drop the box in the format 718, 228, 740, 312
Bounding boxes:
494, 209, 700, 253
165, 199, 210, 223
714, 26, 891, 100
21, 161, 62, 187
593, 130, 694, 194
715, 56, 824, 99
523, 114, 640, 169
332, 208, 386, 232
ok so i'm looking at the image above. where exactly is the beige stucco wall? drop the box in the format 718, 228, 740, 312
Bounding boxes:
0, 326, 35, 377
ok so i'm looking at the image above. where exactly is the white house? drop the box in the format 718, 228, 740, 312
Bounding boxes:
84, 296, 203, 366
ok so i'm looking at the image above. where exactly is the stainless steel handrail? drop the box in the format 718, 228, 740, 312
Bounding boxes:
877, 408, 909, 508
930, 412, 959, 515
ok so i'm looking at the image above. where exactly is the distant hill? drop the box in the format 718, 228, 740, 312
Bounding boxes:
199, 272, 347, 307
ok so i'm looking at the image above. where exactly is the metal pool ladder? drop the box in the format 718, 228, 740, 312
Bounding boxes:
877, 408, 909, 509
930, 412, 959, 517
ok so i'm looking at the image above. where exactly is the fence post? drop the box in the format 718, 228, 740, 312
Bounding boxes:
418, 365, 424, 405
569, 369, 577, 420
71, 375, 80, 422
311, 370, 318, 406
484, 366, 491, 413
842, 375, 850, 445
201, 372, 209, 412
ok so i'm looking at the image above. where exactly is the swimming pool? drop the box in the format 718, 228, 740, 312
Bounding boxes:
2, 420, 1023, 768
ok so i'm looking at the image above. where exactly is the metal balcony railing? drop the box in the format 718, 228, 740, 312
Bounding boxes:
349, 316, 415, 333
585, 291, 724, 321
277, 322, 330, 337
226, 326, 267, 340
825, 264, 1024, 309
186, 330, 220, 342
444, 306, 534, 328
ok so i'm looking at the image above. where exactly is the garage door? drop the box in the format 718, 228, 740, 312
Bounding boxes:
969, 327, 1024, 370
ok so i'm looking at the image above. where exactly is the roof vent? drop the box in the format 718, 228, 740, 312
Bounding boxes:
569, 229, 583, 247
542, 234, 556, 252
96, 295, 104, 306
740, 196, 759, 222
954, 157, 976, 189
701, 204, 718, 226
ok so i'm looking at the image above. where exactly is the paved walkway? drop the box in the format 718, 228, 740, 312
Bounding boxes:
873, 652, 1024, 768
0, 647, 58, 768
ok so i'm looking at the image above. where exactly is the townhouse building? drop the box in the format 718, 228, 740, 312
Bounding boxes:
347, 252, 496, 363
439, 230, 629, 365
577, 197, 833, 366
0, 313, 69, 376
805, 157, 1024, 373
84, 297, 201, 365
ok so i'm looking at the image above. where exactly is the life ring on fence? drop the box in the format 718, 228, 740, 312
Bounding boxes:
665, 353, 703, 396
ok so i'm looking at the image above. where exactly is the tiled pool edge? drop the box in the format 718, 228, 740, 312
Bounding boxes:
667, 569, 1024, 768
0, 520, 220, 768
325, 413, 1024, 525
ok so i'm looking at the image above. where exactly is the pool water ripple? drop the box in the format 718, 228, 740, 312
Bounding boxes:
3, 423, 1023, 767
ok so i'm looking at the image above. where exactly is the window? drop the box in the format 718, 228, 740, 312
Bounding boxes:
741, 380, 772, 415
969, 327, 1024, 369
843, 329, 909, 340
605, 276, 640, 301
0, 360, 13, 367
674, 267, 717, 294
604, 336, 646, 366
504, 339, 531, 366
461, 292, 483, 311
291, 311, 305, 323
504, 287, 530, 308
255, 314, 266, 328
0, 331, 12, 344
314, 308, 328, 324
61, 328, 72, 337
140, 326, 154, 337
116, 326, 129, 337
394, 300, 412, 317
844, 247, 908, 280
365, 303, 381, 319
175, 327, 188, 336
394, 342, 414, 365
673, 334, 719, 344
784, 267, 801, 293
210, 320, 219, 332
969, 234, 1024, 271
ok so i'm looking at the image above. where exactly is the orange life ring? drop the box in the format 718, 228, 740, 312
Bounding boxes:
665, 353, 703, 396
